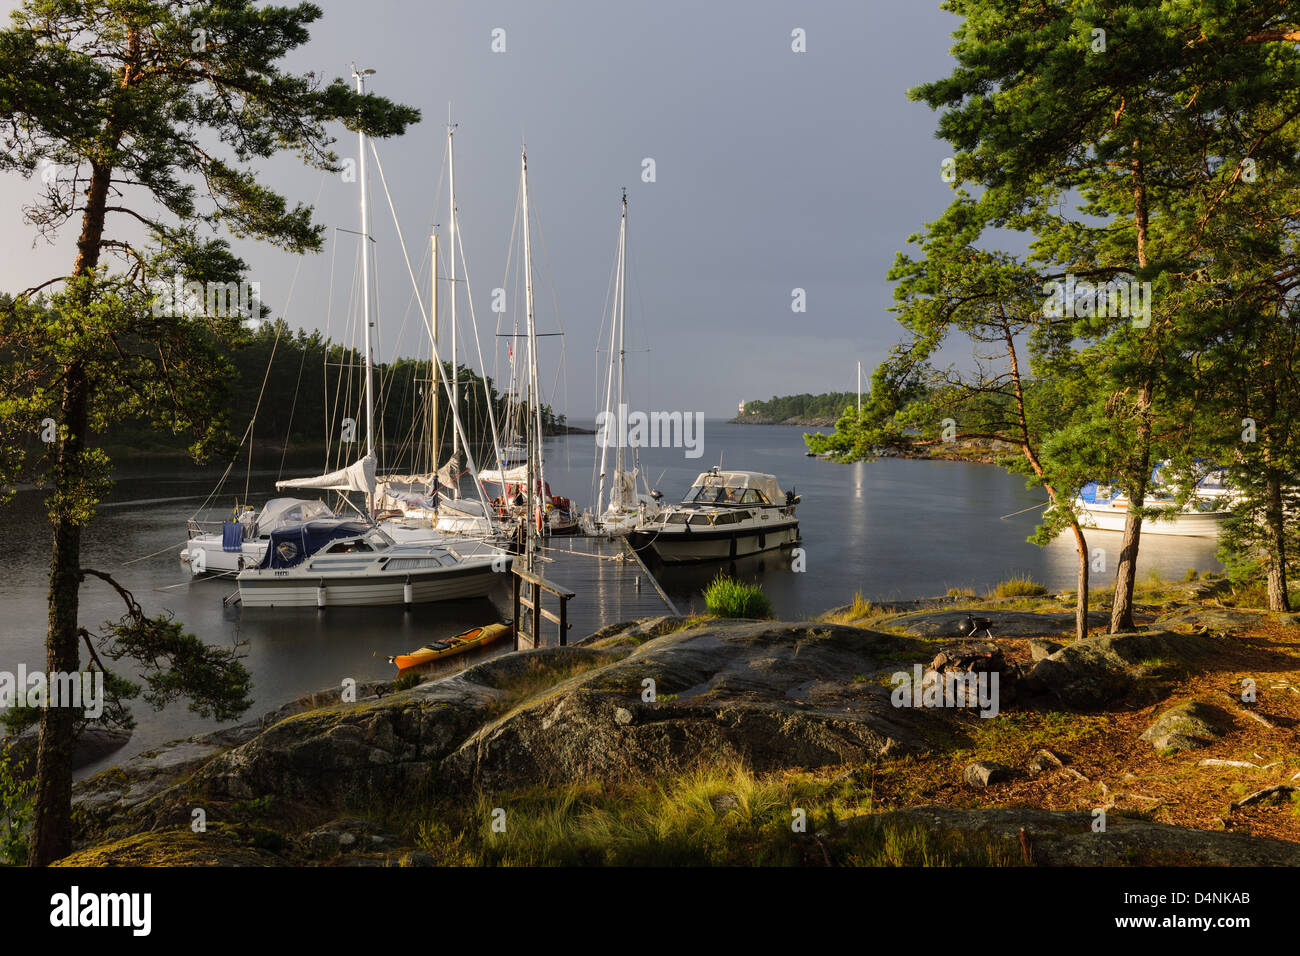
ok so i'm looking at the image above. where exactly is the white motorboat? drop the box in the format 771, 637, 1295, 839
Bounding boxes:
1074, 476, 1231, 537
236, 519, 510, 608
627, 468, 800, 564
181, 497, 336, 577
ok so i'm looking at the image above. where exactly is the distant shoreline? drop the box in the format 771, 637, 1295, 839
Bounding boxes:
727, 415, 840, 427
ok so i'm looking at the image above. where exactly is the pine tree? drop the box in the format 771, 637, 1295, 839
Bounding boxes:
0, 0, 419, 865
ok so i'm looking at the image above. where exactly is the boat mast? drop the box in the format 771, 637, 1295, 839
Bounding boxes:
430, 231, 439, 475
616, 189, 627, 506
448, 114, 460, 460
857, 360, 861, 417
354, 66, 377, 513
521, 147, 544, 563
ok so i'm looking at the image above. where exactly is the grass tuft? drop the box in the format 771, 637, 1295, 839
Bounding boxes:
704, 574, 774, 619
822, 590, 876, 624
410, 760, 1024, 867
992, 573, 1049, 598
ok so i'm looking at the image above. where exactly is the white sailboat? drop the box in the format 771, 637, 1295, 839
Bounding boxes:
593, 191, 661, 535
456, 146, 578, 537
237, 70, 510, 607
181, 497, 336, 577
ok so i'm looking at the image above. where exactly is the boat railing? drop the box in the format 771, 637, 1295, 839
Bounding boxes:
187, 518, 230, 538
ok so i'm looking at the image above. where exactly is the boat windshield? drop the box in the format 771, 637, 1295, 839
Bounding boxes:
683, 485, 769, 505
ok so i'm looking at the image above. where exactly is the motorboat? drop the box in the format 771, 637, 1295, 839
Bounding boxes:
1074, 464, 1236, 537
236, 519, 511, 608
627, 468, 800, 564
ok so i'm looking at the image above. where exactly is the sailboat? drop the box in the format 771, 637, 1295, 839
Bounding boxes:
375, 118, 493, 534
450, 146, 579, 537
181, 497, 336, 577
236, 70, 511, 607
593, 191, 661, 534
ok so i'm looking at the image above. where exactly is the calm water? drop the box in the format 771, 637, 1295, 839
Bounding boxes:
0, 422, 1220, 771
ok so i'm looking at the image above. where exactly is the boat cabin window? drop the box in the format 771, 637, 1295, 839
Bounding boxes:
689, 514, 713, 527
666, 512, 691, 525
327, 539, 373, 554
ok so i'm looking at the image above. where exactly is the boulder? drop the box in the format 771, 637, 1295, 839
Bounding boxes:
1155, 608, 1270, 634
3, 724, 131, 779
444, 621, 938, 793
1029, 639, 1063, 662
1140, 700, 1232, 753
842, 806, 1300, 866
74, 621, 942, 845
884, 609, 1107, 640
963, 761, 1011, 788
1025, 630, 1227, 709
1027, 749, 1064, 776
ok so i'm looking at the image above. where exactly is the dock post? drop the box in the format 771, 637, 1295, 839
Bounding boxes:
513, 571, 522, 650
558, 594, 568, 646
531, 579, 541, 649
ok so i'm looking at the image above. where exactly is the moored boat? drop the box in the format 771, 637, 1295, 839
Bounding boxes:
181, 497, 336, 577
627, 468, 800, 564
1074, 479, 1231, 537
236, 520, 511, 608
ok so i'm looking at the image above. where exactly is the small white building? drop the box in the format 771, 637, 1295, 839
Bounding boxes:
738, 401, 746, 415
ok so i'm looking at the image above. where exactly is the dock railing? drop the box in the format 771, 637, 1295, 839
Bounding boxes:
512, 566, 575, 650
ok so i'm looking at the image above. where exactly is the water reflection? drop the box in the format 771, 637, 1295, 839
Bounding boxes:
0, 423, 1223, 769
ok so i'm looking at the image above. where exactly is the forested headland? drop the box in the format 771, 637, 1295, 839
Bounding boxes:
731, 392, 858, 425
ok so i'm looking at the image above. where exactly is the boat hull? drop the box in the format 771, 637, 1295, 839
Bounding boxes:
237, 560, 506, 608
628, 519, 799, 564
181, 536, 266, 577
1076, 503, 1228, 537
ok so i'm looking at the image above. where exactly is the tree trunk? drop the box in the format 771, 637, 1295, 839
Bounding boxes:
27, 160, 112, 866
1070, 521, 1090, 642
999, 317, 1090, 643
1111, 143, 1152, 634
1110, 499, 1144, 633
1263, 468, 1290, 612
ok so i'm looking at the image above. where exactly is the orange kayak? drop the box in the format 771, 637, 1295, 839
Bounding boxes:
391, 622, 512, 671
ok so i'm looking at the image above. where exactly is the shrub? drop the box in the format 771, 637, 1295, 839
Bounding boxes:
704, 574, 774, 619
992, 574, 1049, 598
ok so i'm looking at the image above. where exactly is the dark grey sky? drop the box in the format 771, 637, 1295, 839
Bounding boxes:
1, 0, 960, 418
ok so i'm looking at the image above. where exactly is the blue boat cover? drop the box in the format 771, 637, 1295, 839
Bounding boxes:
222, 521, 243, 553
255, 520, 373, 570
1079, 481, 1099, 503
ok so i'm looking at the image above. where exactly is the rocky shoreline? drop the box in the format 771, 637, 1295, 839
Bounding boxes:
48, 582, 1300, 866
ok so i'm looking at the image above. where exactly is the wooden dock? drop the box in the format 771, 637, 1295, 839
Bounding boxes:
510, 536, 679, 648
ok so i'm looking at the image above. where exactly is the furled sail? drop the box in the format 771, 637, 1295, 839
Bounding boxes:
276, 453, 377, 497
609, 468, 637, 512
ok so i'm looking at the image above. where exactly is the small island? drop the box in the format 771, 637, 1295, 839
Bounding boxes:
730, 392, 858, 427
